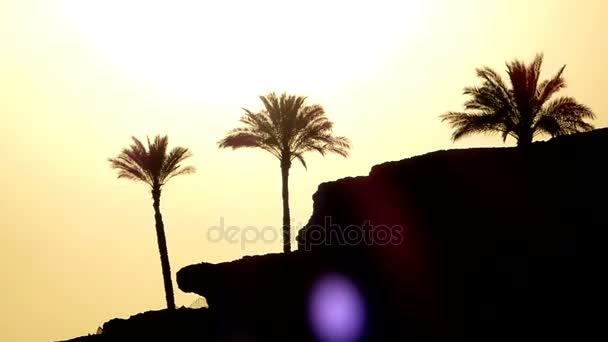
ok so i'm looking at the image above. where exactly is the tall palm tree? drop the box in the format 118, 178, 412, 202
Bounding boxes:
108, 135, 195, 310
218, 92, 351, 253
441, 53, 595, 146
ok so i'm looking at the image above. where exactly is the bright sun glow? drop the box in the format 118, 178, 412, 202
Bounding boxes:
59, 0, 417, 100
3, 1, 608, 341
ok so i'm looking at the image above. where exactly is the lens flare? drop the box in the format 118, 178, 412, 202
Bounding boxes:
308, 273, 366, 342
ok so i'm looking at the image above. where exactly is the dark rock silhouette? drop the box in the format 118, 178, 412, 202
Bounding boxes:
59, 308, 218, 342
183, 128, 608, 340
66, 128, 608, 341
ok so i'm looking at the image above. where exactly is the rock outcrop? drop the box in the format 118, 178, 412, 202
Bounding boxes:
178, 128, 608, 340
66, 128, 608, 340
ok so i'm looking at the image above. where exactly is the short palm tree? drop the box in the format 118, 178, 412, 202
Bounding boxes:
219, 92, 351, 252
109, 135, 195, 310
441, 53, 595, 146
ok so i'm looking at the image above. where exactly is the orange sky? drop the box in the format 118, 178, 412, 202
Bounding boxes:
1, 0, 607, 340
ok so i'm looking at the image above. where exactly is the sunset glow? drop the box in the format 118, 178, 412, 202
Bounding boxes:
58, 0, 417, 99
1, 0, 607, 340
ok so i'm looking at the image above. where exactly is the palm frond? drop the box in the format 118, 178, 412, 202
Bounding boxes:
463, 85, 513, 115
239, 109, 281, 148
442, 53, 595, 145
533, 115, 562, 137
536, 64, 566, 107
219, 92, 350, 168
506, 53, 543, 122
109, 135, 195, 188
475, 66, 513, 104
535, 97, 595, 136
291, 152, 308, 170
163, 165, 196, 183
218, 131, 264, 148
218, 130, 282, 159
108, 156, 152, 184
160, 146, 194, 185
147, 135, 169, 181
441, 111, 506, 141
321, 136, 351, 157
543, 96, 596, 120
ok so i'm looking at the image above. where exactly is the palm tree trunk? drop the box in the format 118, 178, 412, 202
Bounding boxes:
281, 161, 291, 253
151, 185, 176, 310
517, 130, 533, 147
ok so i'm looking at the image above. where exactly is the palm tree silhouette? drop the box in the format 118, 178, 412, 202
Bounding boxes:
108, 135, 195, 310
441, 53, 595, 146
219, 92, 351, 252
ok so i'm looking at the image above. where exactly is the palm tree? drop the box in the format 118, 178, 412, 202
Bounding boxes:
441, 53, 595, 146
218, 92, 351, 252
108, 135, 195, 310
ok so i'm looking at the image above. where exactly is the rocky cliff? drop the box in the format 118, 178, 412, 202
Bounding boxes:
66, 128, 608, 341
178, 128, 608, 340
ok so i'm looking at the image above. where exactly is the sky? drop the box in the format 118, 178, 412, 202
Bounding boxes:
1, 0, 607, 340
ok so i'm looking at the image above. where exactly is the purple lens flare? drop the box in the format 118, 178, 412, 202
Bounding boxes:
308, 273, 366, 342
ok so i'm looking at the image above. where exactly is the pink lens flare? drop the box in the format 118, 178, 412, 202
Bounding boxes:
308, 273, 367, 342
